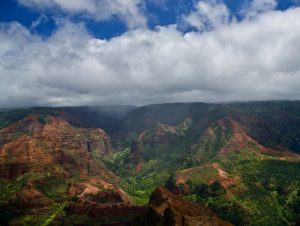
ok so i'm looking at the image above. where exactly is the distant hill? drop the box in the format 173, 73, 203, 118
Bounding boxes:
0, 105, 136, 134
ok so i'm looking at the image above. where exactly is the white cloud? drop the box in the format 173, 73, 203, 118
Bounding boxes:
30, 14, 48, 30
0, 7, 300, 107
240, 0, 277, 19
183, 0, 232, 31
17, 0, 147, 29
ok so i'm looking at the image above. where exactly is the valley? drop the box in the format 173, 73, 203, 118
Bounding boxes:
1, 101, 300, 225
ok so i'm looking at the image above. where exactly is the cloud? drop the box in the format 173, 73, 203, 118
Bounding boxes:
30, 14, 48, 30
183, 0, 232, 31
240, 0, 277, 19
0, 7, 300, 107
17, 0, 147, 28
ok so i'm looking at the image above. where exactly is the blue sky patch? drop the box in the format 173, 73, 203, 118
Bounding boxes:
0, 0, 299, 39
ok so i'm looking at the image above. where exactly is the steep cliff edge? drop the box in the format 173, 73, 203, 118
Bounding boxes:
143, 187, 232, 226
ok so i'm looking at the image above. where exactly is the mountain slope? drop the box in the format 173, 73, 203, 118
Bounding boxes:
104, 102, 300, 225
167, 119, 300, 225
141, 187, 233, 226
0, 115, 134, 225
2, 101, 300, 225
0, 105, 136, 134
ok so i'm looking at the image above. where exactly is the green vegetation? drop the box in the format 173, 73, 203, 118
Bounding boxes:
0, 111, 29, 129
106, 111, 300, 225
184, 159, 300, 226
104, 118, 202, 205
41, 202, 67, 226
35, 177, 69, 202
121, 168, 171, 205
0, 174, 64, 226
107, 118, 233, 205
2, 102, 300, 225
37, 115, 47, 124
187, 121, 233, 167
104, 149, 171, 205
0, 174, 28, 200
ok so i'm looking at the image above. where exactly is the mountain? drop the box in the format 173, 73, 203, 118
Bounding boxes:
166, 118, 300, 225
140, 186, 232, 226
0, 115, 136, 225
1, 101, 300, 225
105, 101, 300, 225
0, 105, 136, 134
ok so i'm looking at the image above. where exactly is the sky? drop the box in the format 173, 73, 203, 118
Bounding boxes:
0, 0, 300, 107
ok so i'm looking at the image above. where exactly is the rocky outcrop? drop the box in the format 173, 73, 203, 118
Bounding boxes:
126, 119, 192, 167
126, 140, 144, 164
0, 115, 130, 214
146, 187, 233, 226
9, 183, 53, 208
0, 115, 117, 181
167, 118, 300, 195
69, 178, 134, 205
0, 135, 55, 179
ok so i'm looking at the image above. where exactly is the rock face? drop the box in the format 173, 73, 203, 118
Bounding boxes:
9, 182, 53, 208
0, 115, 134, 225
168, 118, 300, 195
0, 115, 116, 181
125, 119, 193, 174
2, 102, 300, 225
146, 187, 233, 226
